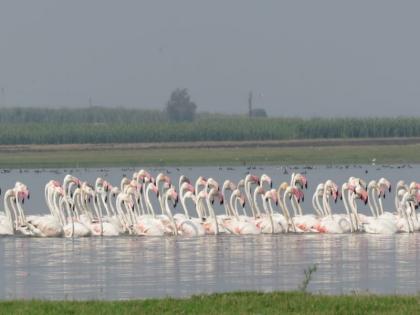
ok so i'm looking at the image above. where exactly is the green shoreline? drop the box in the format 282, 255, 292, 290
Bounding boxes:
1, 292, 419, 315
0, 142, 419, 168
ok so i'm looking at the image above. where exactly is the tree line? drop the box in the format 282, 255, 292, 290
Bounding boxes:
0, 116, 420, 144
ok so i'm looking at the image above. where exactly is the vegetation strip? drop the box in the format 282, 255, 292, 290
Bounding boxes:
1, 292, 420, 315
3, 107, 420, 145
0, 142, 419, 168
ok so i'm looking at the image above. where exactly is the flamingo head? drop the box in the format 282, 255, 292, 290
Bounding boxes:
255, 186, 265, 196
286, 186, 302, 202
355, 185, 369, 205
246, 174, 260, 186
268, 189, 278, 205
207, 178, 220, 191
223, 180, 236, 192
166, 188, 178, 207
103, 180, 113, 192
181, 182, 195, 194
378, 178, 391, 197
150, 184, 160, 197
15, 183, 30, 203
294, 173, 308, 189
232, 189, 245, 207
208, 188, 222, 205
260, 174, 273, 188
326, 180, 339, 203
138, 169, 152, 183
195, 176, 207, 189
179, 175, 191, 186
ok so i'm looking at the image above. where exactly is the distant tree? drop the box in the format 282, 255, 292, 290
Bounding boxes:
166, 88, 197, 122
247, 90, 267, 118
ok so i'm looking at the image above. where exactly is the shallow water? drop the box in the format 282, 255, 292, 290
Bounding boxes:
1, 234, 420, 300
1, 164, 420, 299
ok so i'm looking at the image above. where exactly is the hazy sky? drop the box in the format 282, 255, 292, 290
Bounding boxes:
1, 1, 420, 117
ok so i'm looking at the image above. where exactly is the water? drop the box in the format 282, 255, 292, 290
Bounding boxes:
0, 164, 420, 299
1, 234, 420, 299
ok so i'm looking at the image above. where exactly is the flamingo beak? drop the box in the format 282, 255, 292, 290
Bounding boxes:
105, 196, 108, 203
28, 193, 30, 200
305, 182, 308, 189
389, 186, 392, 193
270, 182, 273, 188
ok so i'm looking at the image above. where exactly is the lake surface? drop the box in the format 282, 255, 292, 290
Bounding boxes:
1, 164, 420, 299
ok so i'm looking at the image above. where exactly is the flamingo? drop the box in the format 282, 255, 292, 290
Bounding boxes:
1, 184, 33, 236
25, 182, 64, 237
287, 173, 320, 232
222, 189, 260, 235
126, 183, 166, 236
350, 184, 397, 234
175, 188, 206, 236
315, 180, 352, 234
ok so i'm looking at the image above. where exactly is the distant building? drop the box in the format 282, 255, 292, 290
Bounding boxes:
249, 108, 267, 117
248, 91, 267, 118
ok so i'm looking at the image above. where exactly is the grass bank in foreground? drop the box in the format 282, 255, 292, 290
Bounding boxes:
0, 140, 419, 168
1, 292, 419, 315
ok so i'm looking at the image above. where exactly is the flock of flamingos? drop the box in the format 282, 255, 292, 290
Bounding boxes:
1, 170, 420, 237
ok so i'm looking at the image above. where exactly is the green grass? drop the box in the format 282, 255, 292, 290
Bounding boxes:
0, 143, 419, 168
1, 292, 420, 314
